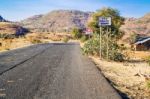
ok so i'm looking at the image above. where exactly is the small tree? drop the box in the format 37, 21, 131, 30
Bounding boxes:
88, 7, 124, 38
71, 28, 82, 39
83, 7, 125, 61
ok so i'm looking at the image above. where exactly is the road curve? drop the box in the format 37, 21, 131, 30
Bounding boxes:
0, 43, 121, 99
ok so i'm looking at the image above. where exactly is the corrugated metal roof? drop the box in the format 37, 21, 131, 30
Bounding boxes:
135, 37, 150, 45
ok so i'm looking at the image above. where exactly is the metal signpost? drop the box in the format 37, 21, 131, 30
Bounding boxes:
99, 17, 112, 60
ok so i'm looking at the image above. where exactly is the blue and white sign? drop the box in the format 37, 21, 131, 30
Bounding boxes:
99, 17, 111, 26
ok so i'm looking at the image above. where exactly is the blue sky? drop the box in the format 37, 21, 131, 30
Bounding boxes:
0, 0, 150, 21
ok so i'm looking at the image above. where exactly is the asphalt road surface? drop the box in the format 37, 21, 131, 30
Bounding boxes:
0, 43, 121, 99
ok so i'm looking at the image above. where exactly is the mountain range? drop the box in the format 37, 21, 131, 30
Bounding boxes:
121, 13, 150, 41
20, 10, 92, 33
1, 10, 150, 39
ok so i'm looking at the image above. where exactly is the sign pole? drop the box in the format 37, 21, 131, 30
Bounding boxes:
100, 26, 102, 60
106, 26, 109, 61
99, 17, 111, 61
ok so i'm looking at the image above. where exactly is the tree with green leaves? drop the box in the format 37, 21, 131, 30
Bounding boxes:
83, 7, 125, 61
88, 7, 124, 39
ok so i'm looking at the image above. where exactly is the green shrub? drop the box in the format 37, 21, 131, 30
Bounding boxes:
111, 52, 124, 62
80, 36, 88, 42
62, 36, 69, 43
145, 56, 150, 66
71, 28, 82, 39
147, 81, 150, 89
82, 34, 100, 56
82, 34, 124, 62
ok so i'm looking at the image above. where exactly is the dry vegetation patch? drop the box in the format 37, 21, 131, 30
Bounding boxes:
0, 38, 32, 51
90, 56, 150, 99
0, 32, 72, 52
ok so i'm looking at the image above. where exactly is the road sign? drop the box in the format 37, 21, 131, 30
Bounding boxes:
99, 17, 111, 26
99, 17, 111, 60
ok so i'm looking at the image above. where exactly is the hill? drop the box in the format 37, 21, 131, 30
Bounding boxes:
0, 15, 6, 22
0, 22, 28, 35
120, 13, 150, 42
20, 10, 92, 33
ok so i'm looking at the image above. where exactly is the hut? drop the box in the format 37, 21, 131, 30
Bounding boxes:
134, 37, 150, 51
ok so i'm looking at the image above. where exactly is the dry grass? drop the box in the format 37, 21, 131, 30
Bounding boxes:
0, 32, 72, 52
80, 40, 150, 98
0, 38, 32, 52
25, 33, 71, 42
90, 56, 150, 99
124, 50, 150, 60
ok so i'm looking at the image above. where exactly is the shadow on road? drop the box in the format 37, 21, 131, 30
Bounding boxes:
51, 42, 79, 45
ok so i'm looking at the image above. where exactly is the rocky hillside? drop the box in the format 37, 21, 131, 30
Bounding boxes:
0, 22, 28, 36
120, 13, 150, 41
20, 10, 92, 33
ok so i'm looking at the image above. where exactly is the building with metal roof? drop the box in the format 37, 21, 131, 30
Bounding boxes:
134, 37, 150, 51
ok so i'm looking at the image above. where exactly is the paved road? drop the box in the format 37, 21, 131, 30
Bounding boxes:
0, 43, 121, 99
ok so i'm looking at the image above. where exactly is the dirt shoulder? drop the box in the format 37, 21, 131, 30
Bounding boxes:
90, 56, 150, 99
